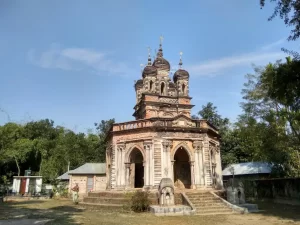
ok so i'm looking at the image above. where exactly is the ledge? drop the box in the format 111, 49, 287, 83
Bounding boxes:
210, 191, 248, 214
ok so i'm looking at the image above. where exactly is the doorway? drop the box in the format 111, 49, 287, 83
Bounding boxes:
20, 178, 27, 195
129, 148, 144, 188
173, 147, 191, 189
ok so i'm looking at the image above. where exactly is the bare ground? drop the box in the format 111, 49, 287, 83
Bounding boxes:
0, 199, 300, 225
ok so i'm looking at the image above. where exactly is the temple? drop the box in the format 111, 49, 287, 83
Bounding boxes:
105, 37, 222, 190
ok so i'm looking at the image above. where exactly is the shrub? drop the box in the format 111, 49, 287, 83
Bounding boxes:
130, 190, 151, 212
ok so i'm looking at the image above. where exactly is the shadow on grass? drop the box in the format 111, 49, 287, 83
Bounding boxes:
0, 200, 83, 225
252, 199, 300, 222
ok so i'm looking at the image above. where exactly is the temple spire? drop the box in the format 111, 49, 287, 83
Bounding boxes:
147, 47, 152, 65
179, 51, 183, 68
157, 35, 164, 58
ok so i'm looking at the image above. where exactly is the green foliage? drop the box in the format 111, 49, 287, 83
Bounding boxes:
0, 118, 114, 182
130, 191, 151, 212
260, 0, 300, 42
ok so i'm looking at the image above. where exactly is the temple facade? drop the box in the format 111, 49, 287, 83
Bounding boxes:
105, 39, 223, 190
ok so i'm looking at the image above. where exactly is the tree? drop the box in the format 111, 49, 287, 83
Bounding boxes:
240, 62, 300, 176
260, 0, 300, 58
197, 102, 229, 131
94, 119, 115, 163
0, 123, 33, 176
197, 103, 241, 168
260, 0, 300, 42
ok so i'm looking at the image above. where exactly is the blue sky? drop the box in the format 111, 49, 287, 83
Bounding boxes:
0, 0, 298, 133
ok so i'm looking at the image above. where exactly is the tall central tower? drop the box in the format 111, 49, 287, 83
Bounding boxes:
133, 39, 194, 120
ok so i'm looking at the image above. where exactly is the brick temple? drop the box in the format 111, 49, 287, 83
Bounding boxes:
105, 38, 222, 190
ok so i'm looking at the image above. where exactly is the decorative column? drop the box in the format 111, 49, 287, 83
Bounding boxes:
143, 141, 151, 187
125, 162, 131, 189
162, 140, 173, 179
189, 161, 195, 189
117, 143, 126, 188
214, 145, 223, 189
171, 160, 176, 182
193, 140, 204, 188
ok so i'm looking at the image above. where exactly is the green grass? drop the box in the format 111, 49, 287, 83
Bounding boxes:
1, 199, 300, 225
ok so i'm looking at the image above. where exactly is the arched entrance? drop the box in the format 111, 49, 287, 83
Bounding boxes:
129, 148, 144, 188
173, 147, 191, 189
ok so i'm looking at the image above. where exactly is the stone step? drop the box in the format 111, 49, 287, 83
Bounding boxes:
194, 205, 229, 210
187, 196, 218, 200
79, 202, 124, 210
186, 193, 213, 196
190, 199, 222, 203
195, 208, 231, 212
88, 192, 131, 198
193, 202, 228, 207
195, 211, 234, 215
83, 197, 130, 204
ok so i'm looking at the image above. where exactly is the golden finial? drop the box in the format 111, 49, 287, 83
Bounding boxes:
147, 47, 152, 65
159, 35, 164, 45
179, 51, 183, 68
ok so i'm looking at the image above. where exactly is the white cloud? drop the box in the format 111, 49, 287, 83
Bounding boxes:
185, 39, 288, 77
28, 44, 132, 76
260, 38, 286, 51
187, 50, 286, 77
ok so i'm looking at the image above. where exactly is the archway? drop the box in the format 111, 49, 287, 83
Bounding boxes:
160, 82, 165, 95
129, 148, 144, 188
173, 147, 191, 189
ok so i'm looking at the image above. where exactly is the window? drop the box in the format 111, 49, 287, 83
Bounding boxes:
150, 80, 153, 91
160, 82, 165, 95
182, 83, 186, 95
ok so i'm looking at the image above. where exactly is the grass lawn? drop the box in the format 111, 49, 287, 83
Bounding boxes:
0, 199, 300, 225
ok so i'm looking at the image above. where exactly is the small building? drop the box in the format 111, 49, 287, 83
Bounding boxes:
57, 171, 71, 181
222, 162, 272, 184
12, 176, 42, 195
68, 163, 106, 195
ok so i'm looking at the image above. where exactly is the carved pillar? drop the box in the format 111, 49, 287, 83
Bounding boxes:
125, 162, 131, 188
193, 140, 204, 188
171, 160, 175, 182
214, 145, 223, 189
117, 143, 126, 188
162, 140, 173, 179
189, 161, 195, 189
143, 141, 152, 187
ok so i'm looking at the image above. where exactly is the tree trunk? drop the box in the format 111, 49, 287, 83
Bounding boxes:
14, 157, 20, 176
39, 157, 43, 176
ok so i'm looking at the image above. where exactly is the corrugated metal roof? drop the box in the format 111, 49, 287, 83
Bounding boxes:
68, 163, 106, 175
222, 162, 272, 176
57, 171, 72, 180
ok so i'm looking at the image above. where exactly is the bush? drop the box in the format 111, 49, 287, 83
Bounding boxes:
130, 190, 151, 212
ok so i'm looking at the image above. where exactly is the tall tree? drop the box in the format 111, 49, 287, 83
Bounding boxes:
260, 0, 300, 41
240, 61, 300, 176
260, 0, 300, 58
94, 119, 115, 163
0, 123, 33, 176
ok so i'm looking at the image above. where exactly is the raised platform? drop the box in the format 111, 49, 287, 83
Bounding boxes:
149, 205, 193, 216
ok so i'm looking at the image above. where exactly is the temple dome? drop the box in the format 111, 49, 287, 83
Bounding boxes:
142, 65, 157, 78
173, 69, 189, 82
135, 79, 143, 89
152, 57, 171, 71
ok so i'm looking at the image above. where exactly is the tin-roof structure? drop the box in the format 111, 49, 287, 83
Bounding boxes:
68, 163, 106, 175
222, 162, 272, 176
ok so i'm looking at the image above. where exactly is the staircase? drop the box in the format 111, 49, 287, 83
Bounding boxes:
186, 192, 234, 215
80, 191, 183, 210
81, 192, 129, 210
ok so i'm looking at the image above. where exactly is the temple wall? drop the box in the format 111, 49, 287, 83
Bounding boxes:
108, 128, 222, 190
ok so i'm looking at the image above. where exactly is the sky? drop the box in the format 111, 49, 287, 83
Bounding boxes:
0, 0, 298, 133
